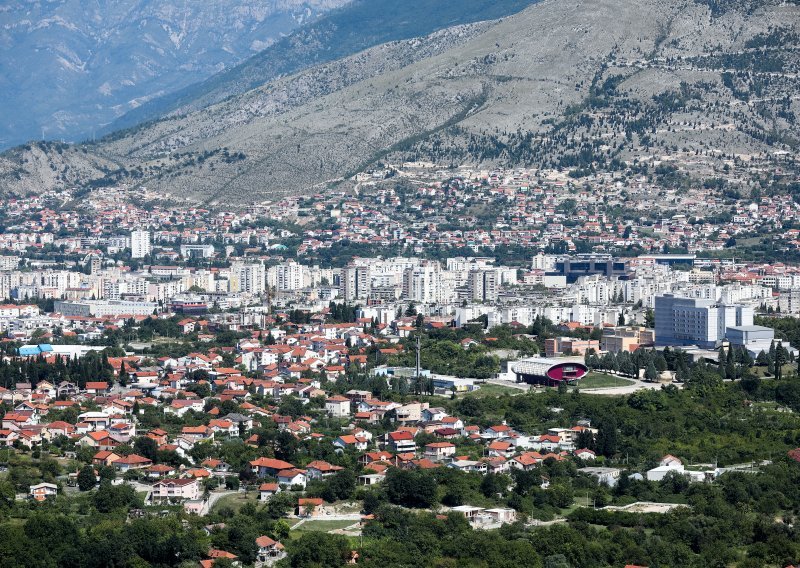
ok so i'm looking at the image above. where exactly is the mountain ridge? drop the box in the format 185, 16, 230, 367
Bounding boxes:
1, 0, 798, 203
0, 0, 350, 149
104, 0, 539, 135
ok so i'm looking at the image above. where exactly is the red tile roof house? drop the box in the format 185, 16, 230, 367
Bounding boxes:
92, 450, 122, 467
486, 441, 516, 459
112, 454, 153, 473
206, 549, 238, 566
165, 399, 205, 417
146, 464, 176, 479
256, 535, 285, 563
424, 442, 456, 462
509, 452, 544, 471
250, 457, 295, 478
181, 425, 214, 442
359, 451, 393, 467
259, 483, 281, 501
386, 430, 416, 453
0, 429, 19, 446
43, 421, 75, 440
276, 468, 307, 488
483, 424, 513, 439
305, 460, 344, 480
297, 497, 324, 517
333, 435, 369, 452
325, 395, 351, 418
84, 382, 109, 395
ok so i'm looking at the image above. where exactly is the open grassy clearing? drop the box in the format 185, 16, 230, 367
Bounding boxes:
578, 373, 636, 389
464, 383, 526, 397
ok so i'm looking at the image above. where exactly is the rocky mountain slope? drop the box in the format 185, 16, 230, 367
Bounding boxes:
0, 0, 349, 148
1, 0, 798, 204
106, 0, 538, 134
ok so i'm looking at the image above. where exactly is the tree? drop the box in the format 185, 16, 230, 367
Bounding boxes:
775, 342, 787, 381
441, 473, 469, 507
99, 465, 116, 482
717, 347, 727, 379
133, 436, 158, 462
544, 554, 571, 568
77, 465, 96, 491
321, 469, 356, 503
266, 491, 296, 519
575, 429, 594, 451
119, 361, 128, 387
385, 469, 437, 508
645, 361, 658, 382
549, 484, 574, 508
595, 417, 618, 457
93, 482, 140, 513
284, 532, 351, 568
274, 430, 299, 462
480, 473, 506, 498
645, 308, 655, 328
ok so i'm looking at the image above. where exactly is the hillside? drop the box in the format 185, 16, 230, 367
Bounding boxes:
105, 0, 539, 134
1, 0, 798, 203
0, 0, 350, 149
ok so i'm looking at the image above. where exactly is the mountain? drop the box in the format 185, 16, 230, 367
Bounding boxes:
105, 0, 539, 134
1, 0, 798, 203
0, 0, 350, 149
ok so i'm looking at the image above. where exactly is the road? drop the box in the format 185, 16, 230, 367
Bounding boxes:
205, 488, 241, 512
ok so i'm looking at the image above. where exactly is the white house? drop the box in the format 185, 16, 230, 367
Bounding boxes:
259, 483, 280, 501
325, 396, 351, 418
151, 478, 200, 503
276, 468, 307, 488
29, 482, 58, 501
424, 442, 456, 461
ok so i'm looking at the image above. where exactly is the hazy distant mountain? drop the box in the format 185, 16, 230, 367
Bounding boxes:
106, 0, 538, 134
0, 0, 350, 148
2, 0, 798, 203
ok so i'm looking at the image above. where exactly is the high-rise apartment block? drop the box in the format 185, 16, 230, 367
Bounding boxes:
130, 230, 151, 259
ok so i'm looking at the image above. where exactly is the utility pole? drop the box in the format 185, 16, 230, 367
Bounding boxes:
416, 333, 421, 378
415, 332, 422, 394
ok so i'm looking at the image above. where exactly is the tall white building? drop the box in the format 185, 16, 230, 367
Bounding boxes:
232, 263, 266, 295
341, 264, 370, 302
270, 261, 308, 292
467, 269, 498, 302
130, 230, 152, 259
403, 261, 442, 304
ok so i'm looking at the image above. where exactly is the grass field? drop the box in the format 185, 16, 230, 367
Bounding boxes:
578, 373, 635, 389
292, 519, 358, 532
210, 491, 259, 513
751, 363, 795, 378
289, 519, 359, 539
464, 383, 526, 397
